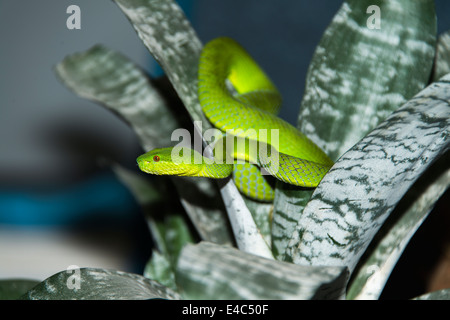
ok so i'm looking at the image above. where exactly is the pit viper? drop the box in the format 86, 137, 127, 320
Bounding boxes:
137, 37, 333, 201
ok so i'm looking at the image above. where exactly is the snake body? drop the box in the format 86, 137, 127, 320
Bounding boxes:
137, 37, 333, 201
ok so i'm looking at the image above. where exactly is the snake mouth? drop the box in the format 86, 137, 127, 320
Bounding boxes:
136, 156, 153, 174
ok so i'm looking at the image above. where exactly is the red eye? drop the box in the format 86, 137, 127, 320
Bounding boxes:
153, 155, 160, 162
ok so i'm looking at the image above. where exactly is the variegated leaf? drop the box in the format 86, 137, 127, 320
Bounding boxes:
433, 31, 450, 82
114, 0, 206, 126
176, 242, 348, 300
272, 0, 436, 260
348, 164, 450, 299
287, 75, 450, 273
55, 45, 182, 150
144, 250, 175, 290
142, 211, 195, 290
243, 197, 273, 246
22, 268, 180, 300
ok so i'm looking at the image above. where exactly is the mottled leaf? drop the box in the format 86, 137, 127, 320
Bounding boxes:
286, 75, 450, 273
176, 242, 348, 300
433, 31, 450, 82
144, 251, 176, 291
347, 162, 450, 300
272, 0, 436, 260
243, 197, 272, 246
114, 0, 207, 125
22, 268, 180, 300
272, 185, 312, 259
55, 45, 180, 150
0, 279, 40, 300
152, 215, 195, 265
299, 0, 436, 159
142, 213, 195, 290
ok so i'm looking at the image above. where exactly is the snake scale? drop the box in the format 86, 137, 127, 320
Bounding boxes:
137, 37, 333, 202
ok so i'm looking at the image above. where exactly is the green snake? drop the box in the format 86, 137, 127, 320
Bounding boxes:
137, 37, 333, 201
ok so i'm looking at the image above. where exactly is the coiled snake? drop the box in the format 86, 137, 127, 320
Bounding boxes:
137, 37, 333, 201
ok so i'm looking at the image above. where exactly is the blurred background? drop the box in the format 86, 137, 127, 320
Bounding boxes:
0, 0, 449, 298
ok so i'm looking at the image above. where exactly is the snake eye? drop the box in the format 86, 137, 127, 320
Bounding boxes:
153, 155, 160, 162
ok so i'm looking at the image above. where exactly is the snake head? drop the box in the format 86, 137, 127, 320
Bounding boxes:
136, 147, 204, 176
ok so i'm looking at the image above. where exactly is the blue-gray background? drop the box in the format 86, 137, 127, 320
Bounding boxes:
0, 1, 449, 288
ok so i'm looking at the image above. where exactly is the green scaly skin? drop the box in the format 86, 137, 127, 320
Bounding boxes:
137, 37, 334, 202
137, 147, 233, 178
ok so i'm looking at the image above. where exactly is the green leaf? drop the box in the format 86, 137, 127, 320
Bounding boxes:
299, 0, 436, 159
0, 279, 40, 300
272, 0, 437, 260
243, 197, 272, 246
144, 251, 177, 291
413, 288, 450, 300
152, 215, 195, 264
55, 45, 181, 150
286, 74, 450, 273
272, 185, 313, 259
55, 44, 233, 245
21, 268, 180, 300
175, 242, 348, 300
114, 0, 272, 258
347, 160, 450, 300
143, 211, 194, 290
433, 31, 450, 82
